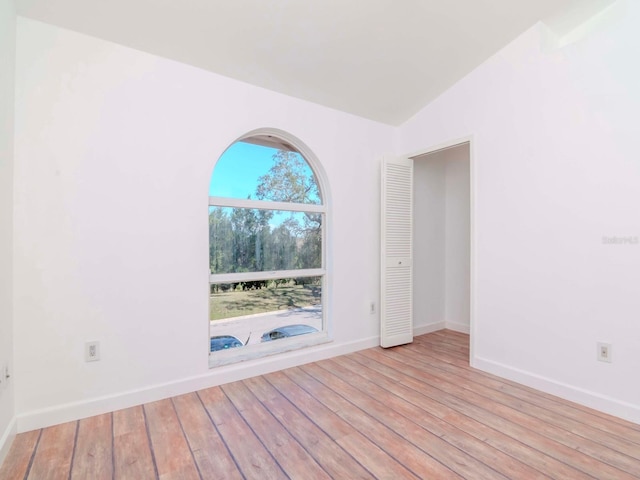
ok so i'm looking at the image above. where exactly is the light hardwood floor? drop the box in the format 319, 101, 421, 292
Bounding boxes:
2, 330, 639, 479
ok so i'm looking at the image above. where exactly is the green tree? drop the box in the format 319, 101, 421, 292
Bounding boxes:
256, 151, 320, 204
209, 207, 233, 274
271, 220, 299, 270
230, 205, 257, 271
256, 150, 322, 270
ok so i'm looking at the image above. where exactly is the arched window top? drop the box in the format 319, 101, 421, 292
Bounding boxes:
209, 135, 322, 205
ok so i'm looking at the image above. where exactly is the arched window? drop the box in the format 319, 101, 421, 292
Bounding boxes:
208, 130, 328, 365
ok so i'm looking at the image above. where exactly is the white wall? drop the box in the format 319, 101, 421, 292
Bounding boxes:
0, 0, 16, 461
399, 0, 640, 422
413, 153, 446, 331
413, 145, 470, 334
13, 17, 394, 430
444, 145, 471, 332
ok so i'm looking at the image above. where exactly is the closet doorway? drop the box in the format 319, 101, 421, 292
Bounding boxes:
412, 141, 472, 345
380, 138, 473, 359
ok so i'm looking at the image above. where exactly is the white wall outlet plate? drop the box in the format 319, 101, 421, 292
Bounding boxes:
597, 342, 612, 363
85, 341, 101, 362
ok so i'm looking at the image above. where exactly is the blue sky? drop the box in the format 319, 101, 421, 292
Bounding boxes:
209, 141, 280, 198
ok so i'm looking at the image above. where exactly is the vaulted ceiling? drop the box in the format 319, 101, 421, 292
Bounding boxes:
16, 0, 613, 125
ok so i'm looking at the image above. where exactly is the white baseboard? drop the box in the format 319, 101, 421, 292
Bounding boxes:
414, 322, 446, 336
445, 321, 470, 334
0, 417, 16, 466
16, 333, 639, 433
16, 336, 380, 433
474, 356, 640, 425
413, 322, 470, 336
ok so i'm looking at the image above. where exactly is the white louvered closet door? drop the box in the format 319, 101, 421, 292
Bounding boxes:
380, 156, 413, 348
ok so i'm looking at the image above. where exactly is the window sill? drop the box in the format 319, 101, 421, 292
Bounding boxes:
208, 331, 331, 368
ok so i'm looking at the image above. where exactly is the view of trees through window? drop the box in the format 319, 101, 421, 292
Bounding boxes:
208, 207, 321, 274
209, 137, 325, 356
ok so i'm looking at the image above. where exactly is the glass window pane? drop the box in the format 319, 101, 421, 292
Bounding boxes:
209, 140, 321, 204
209, 206, 322, 274
209, 277, 322, 351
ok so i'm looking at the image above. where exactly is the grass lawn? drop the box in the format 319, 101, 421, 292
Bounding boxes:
209, 284, 321, 321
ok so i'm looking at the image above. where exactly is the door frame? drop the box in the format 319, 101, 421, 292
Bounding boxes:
402, 135, 476, 365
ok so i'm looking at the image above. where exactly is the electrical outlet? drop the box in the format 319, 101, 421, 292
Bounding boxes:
370, 302, 376, 315
597, 342, 612, 363
85, 341, 100, 362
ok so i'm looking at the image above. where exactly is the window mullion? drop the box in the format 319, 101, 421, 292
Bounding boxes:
209, 196, 324, 213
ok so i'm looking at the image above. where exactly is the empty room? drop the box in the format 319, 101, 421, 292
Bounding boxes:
1, 0, 639, 478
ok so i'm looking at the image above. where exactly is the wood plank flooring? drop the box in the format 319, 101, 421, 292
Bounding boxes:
2, 330, 640, 479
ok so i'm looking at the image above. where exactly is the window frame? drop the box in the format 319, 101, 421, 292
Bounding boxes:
208, 129, 330, 366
